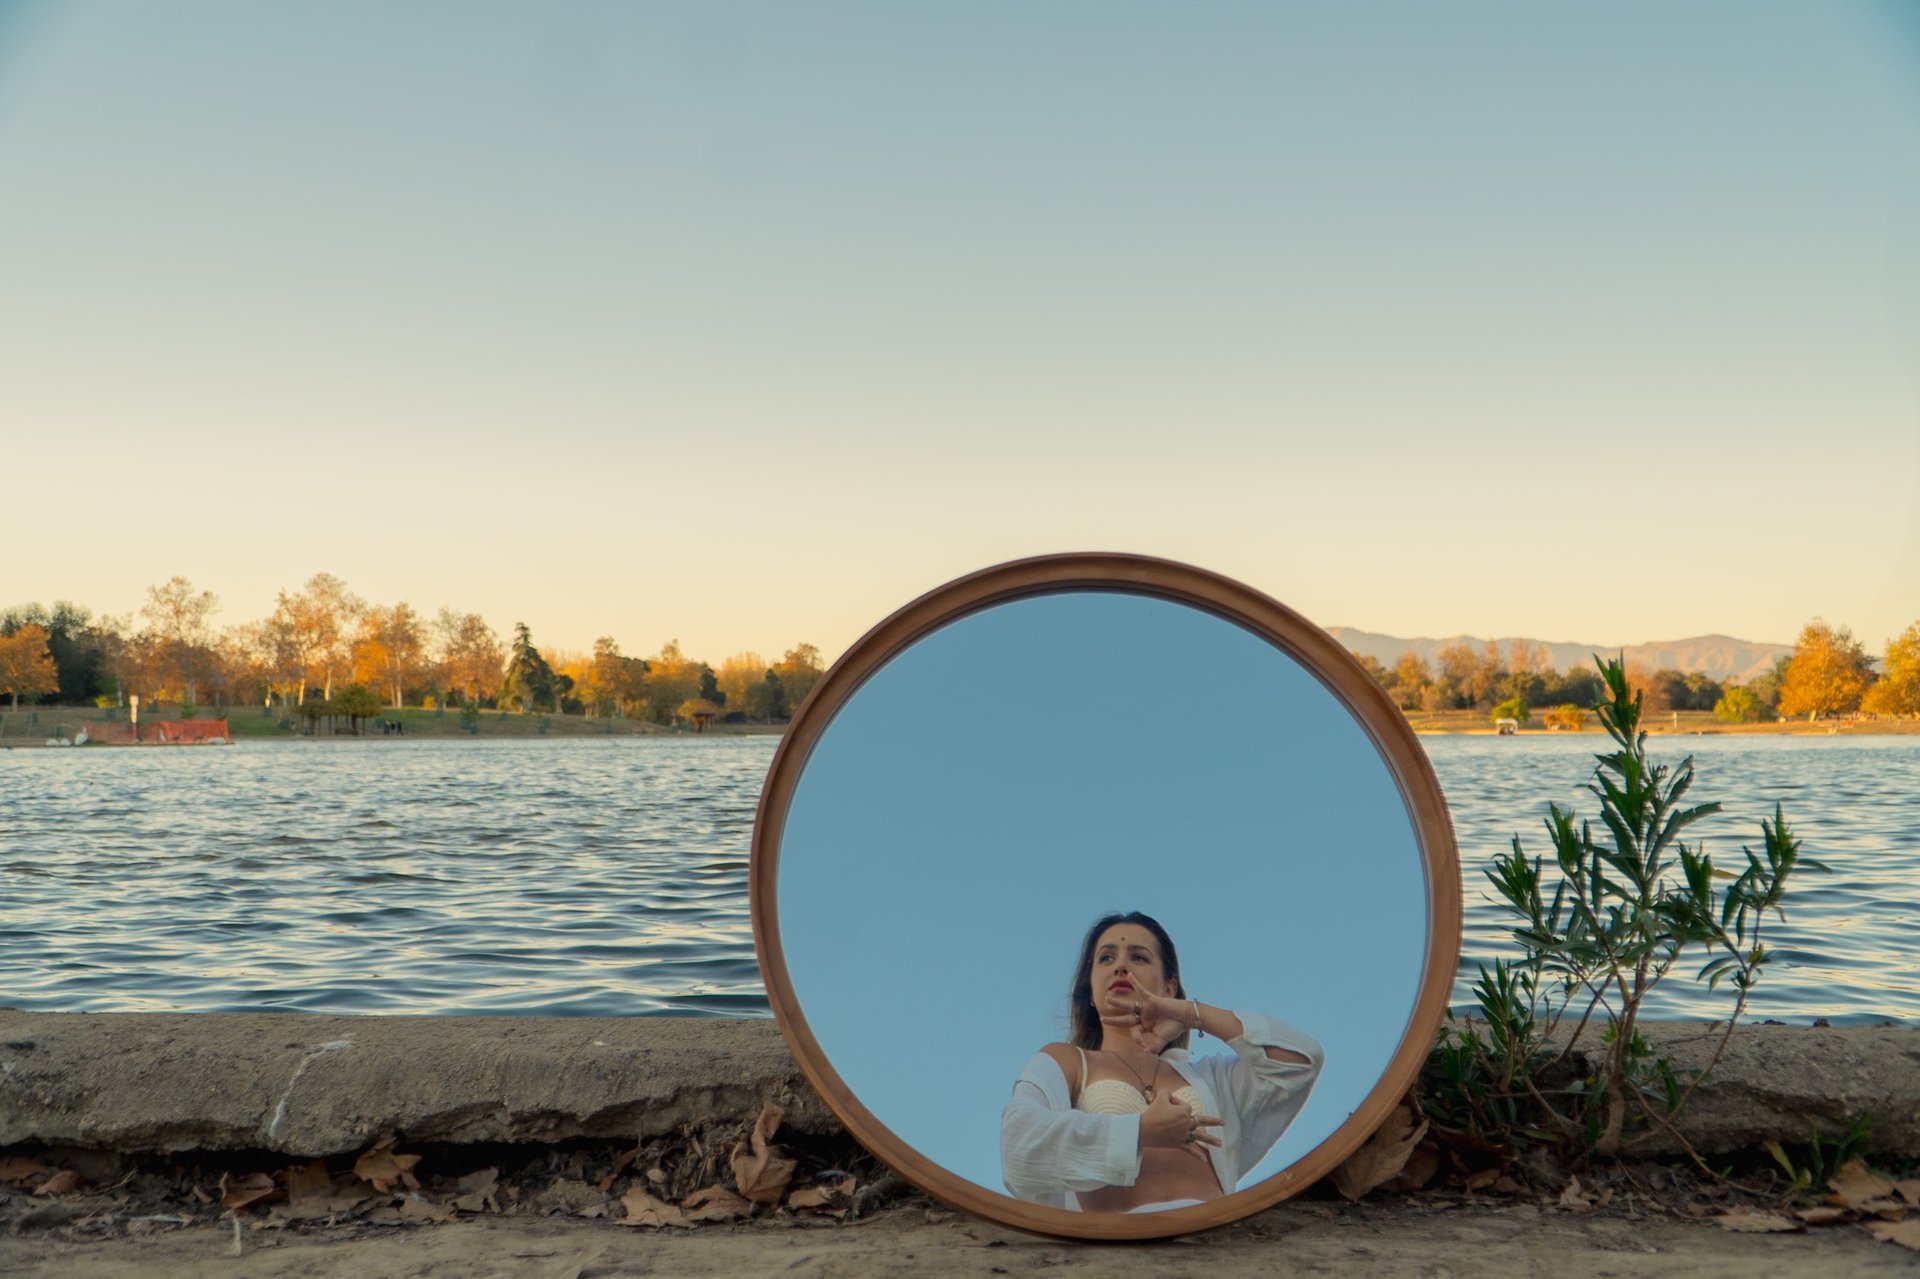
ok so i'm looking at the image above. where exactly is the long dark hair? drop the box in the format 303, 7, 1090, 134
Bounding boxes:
1067, 911, 1189, 1052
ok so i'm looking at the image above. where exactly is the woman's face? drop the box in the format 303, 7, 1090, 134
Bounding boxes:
1088, 923, 1176, 1010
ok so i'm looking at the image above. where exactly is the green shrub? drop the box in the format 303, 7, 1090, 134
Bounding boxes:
1713, 686, 1773, 724
1426, 656, 1824, 1163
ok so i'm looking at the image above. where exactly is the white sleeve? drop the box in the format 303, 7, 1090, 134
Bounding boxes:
1197, 1012, 1324, 1183
999, 1055, 1142, 1205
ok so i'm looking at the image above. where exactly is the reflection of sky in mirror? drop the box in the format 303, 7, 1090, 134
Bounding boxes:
779, 592, 1429, 1201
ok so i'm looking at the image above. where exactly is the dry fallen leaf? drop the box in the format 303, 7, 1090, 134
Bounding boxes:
682, 1184, 753, 1222
398, 1194, 454, 1223
33, 1169, 86, 1197
1715, 1209, 1803, 1233
1865, 1219, 1920, 1251
788, 1174, 857, 1217
1795, 1206, 1854, 1226
449, 1168, 500, 1215
1389, 1140, 1441, 1193
1828, 1159, 1895, 1211
219, 1171, 278, 1210
730, 1101, 797, 1206
1558, 1175, 1596, 1213
1329, 1102, 1428, 1202
0, 1157, 51, 1185
1461, 1167, 1501, 1192
619, 1185, 690, 1228
353, 1138, 422, 1194
1895, 1179, 1920, 1206
283, 1161, 331, 1203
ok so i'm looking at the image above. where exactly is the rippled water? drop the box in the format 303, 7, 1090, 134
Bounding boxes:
0, 739, 767, 1016
1, 734, 1913, 1023
1439, 734, 1918, 1026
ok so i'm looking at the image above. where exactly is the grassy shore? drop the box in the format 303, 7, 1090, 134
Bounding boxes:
3, 705, 1915, 746
0, 704, 783, 744
1401, 707, 1920, 736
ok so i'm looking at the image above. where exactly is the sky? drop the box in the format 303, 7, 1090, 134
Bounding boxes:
2, 2, 1917, 665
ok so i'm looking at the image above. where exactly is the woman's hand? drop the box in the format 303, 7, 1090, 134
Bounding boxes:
1099, 986, 1196, 1054
1137, 1090, 1223, 1151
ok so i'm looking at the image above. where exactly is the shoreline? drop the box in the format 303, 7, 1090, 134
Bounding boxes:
3, 709, 1916, 747
0, 706, 787, 748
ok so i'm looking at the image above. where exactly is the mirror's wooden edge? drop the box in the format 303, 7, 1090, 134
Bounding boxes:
750, 552, 1463, 1241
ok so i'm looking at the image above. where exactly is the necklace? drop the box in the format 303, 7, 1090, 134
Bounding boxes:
1106, 1050, 1159, 1103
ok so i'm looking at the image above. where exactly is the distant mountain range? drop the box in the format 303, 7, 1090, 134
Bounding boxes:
1325, 628, 1792, 685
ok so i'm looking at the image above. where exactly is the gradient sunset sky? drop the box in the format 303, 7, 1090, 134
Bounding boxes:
3, 2, 1916, 664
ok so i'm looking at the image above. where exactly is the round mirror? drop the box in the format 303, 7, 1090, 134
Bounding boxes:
752, 554, 1459, 1239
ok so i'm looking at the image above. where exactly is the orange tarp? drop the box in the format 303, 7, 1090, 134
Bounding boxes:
85, 718, 230, 744
152, 719, 229, 743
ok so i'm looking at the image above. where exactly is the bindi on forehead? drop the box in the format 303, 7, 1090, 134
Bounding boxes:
1096, 930, 1160, 959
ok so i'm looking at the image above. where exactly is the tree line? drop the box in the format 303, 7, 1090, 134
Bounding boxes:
0, 574, 825, 726
5, 581, 1915, 729
1346, 620, 1920, 724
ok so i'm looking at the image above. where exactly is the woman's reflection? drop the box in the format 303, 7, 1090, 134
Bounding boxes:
1000, 912, 1324, 1212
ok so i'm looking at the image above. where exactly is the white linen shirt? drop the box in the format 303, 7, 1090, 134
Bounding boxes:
998, 1012, 1324, 1210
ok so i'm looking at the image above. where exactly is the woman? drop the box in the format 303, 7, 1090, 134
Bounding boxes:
999, 911, 1323, 1212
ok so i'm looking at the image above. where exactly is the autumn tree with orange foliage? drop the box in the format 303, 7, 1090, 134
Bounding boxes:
354, 603, 428, 708
578, 636, 647, 717
715, 652, 770, 717
436, 609, 505, 705
773, 644, 825, 712
0, 624, 60, 710
139, 576, 220, 706
298, 574, 363, 701
1777, 619, 1873, 720
638, 640, 702, 724
267, 574, 362, 705
1862, 621, 1920, 718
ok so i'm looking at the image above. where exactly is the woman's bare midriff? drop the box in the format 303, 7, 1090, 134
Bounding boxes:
1077, 1145, 1224, 1213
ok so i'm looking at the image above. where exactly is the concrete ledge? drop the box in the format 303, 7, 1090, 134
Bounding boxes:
1585, 1020, 1920, 1158
0, 1012, 831, 1156
0, 1012, 1914, 1159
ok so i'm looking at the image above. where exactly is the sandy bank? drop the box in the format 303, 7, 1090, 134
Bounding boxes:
5, 1195, 1914, 1278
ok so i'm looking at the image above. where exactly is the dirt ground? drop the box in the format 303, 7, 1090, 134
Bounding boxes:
3, 1194, 1913, 1279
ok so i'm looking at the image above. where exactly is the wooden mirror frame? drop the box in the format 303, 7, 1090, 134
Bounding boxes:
750, 552, 1461, 1240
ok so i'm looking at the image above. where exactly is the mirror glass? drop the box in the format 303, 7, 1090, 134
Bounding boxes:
763, 573, 1448, 1233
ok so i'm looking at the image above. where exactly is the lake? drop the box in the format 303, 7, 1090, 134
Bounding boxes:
1, 733, 1912, 1024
